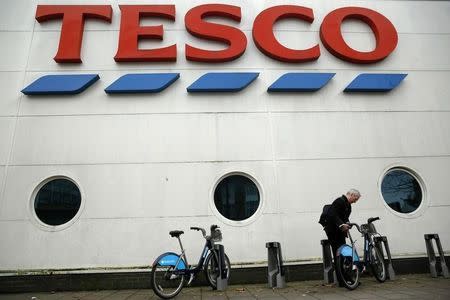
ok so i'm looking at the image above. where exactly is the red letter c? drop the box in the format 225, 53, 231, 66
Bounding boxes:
252, 5, 320, 63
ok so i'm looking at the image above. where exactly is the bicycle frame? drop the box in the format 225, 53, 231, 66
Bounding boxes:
346, 222, 380, 269
341, 230, 361, 267
160, 235, 215, 277
334, 218, 386, 291
151, 225, 226, 299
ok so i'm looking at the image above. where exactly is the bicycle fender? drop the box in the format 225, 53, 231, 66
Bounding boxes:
153, 252, 187, 270
337, 244, 360, 262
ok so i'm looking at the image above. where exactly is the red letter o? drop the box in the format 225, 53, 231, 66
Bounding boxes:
320, 7, 398, 64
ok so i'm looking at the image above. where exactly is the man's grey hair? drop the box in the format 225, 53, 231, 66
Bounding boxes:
347, 189, 361, 197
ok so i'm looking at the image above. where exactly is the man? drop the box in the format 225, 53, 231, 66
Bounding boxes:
324, 189, 361, 282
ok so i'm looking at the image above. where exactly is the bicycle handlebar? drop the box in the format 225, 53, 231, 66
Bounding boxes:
190, 227, 206, 237
368, 217, 380, 224
346, 222, 361, 232
190, 225, 220, 239
347, 217, 380, 233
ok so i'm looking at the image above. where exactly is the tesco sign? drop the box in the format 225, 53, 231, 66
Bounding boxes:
35, 4, 398, 64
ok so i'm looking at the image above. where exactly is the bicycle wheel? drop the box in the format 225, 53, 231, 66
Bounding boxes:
369, 246, 387, 283
204, 251, 231, 289
151, 261, 185, 299
336, 254, 360, 290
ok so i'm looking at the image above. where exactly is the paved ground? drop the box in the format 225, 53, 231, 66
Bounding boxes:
0, 274, 449, 300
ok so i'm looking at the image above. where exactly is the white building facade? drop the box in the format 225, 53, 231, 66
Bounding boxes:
0, 0, 449, 275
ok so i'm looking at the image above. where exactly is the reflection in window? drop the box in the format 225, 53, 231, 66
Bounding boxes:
381, 169, 422, 214
34, 178, 81, 226
214, 175, 260, 221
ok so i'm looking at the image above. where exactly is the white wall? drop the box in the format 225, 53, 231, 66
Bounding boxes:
0, 0, 449, 271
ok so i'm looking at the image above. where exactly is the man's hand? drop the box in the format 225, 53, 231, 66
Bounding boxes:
340, 224, 350, 232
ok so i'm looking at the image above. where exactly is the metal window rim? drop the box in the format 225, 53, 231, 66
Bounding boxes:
29, 174, 85, 232
209, 170, 264, 227
378, 164, 427, 219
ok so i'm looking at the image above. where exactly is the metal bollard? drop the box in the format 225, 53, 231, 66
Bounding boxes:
320, 239, 337, 284
265, 242, 286, 288
374, 236, 396, 280
424, 234, 449, 278
213, 244, 229, 290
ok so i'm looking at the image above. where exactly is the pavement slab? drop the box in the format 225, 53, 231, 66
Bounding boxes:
0, 274, 449, 300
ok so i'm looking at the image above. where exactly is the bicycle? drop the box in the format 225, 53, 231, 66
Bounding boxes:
336, 217, 387, 290
151, 225, 231, 299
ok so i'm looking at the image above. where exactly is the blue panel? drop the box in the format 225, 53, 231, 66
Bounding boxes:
268, 73, 335, 92
187, 72, 259, 92
21, 74, 99, 95
338, 245, 360, 262
105, 73, 180, 94
344, 73, 407, 92
158, 254, 186, 270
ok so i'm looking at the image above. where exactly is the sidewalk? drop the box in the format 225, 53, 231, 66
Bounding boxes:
1, 274, 449, 300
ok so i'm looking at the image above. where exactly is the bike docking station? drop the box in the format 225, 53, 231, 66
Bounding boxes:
365, 219, 396, 280
373, 236, 396, 280
322, 218, 391, 290
266, 242, 286, 288
320, 239, 338, 284
213, 244, 229, 291
424, 234, 449, 278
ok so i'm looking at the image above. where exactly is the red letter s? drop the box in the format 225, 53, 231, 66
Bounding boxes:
185, 4, 247, 63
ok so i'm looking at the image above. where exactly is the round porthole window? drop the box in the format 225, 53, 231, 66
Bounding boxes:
381, 168, 423, 214
34, 178, 82, 226
214, 174, 260, 222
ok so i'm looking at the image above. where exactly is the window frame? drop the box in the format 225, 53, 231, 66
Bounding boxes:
379, 165, 427, 218
29, 175, 84, 231
210, 171, 264, 226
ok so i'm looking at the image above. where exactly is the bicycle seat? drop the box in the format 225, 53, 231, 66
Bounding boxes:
169, 230, 184, 238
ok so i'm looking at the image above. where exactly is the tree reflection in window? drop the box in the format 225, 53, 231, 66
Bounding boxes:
34, 178, 81, 226
381, 169, 422, 214
214, 175, 260, 221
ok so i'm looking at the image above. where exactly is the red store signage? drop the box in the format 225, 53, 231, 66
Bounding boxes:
35, 4, 398, 64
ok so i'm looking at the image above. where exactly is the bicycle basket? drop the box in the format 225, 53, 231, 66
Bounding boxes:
361, 223, 377, 234
211, 229, 222, 242
360, 224, 369, 232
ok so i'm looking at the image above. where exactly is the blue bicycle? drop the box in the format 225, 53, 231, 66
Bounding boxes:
151, 225, 231, 299
336, 217, 387, 290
